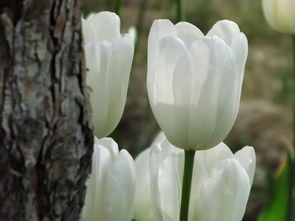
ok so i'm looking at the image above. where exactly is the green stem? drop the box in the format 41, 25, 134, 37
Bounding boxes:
288, 35, 295, 221
292, 35, 295, 156
134, 0, 147, 54
176, 0, 185, 21
179, 150, 195, 221
115, 0, 121, 16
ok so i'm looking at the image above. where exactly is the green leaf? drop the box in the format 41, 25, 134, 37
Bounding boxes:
258, 160, 290, 221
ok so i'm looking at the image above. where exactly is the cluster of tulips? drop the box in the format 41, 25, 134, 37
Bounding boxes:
80, 0, 295, 219
81, 11, 254, 221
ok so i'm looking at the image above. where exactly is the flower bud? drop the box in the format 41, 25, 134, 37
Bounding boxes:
262, 0, 295, 34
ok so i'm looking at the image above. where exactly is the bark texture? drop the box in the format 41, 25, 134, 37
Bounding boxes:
0, 0, 93, 220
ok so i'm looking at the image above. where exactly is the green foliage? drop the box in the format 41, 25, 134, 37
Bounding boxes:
280, 71, 295, 104
258, 160, 289, 221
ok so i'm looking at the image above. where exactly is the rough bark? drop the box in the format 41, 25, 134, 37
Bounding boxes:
0, 0, 93, 220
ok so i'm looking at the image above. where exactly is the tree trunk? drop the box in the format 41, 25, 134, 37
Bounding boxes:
0, 0, 93, 220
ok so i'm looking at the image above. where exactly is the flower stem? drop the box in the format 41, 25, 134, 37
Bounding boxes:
292, 35, 295, 156
179, 150, 195, 221
176, 0, 185, 21
288, 35, 295, 221
115, 0, 121, 16
134, 0, 147, 53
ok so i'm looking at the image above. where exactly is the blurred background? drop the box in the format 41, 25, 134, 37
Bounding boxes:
82, 0, 293, 220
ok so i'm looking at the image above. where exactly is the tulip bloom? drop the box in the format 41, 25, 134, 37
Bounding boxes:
134, 133, 256, 221
147, 19, 248, 150
82, 137, 136, 221
82, 12, 134, 138
262, 0, 295, 34
133, 132, 179, 221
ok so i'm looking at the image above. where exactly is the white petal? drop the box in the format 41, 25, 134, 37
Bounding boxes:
85, 41, 112, 138
188, 37, 234, 149
82, 18, 96, 44
149, 141, 183, 220
128, 26, 137, 43
133, 148, 155, 221
160, 50, 193, 148
149, 143, 174, 183
96, 137, 119, 157
231, 33, 248, 82
190, 142, 233, 216
193, 159, 251, 221
149, 133, 182, 175
186, 37, 219, 149
86, 34, 133, 138
101, 35, 134, 136
210, 37, 246, 147
175, 22, 204, 48
187, 38, 211, 105
234, 146, 256, 185
82, 144, 112, 221
88, 11, 121, 42
278, 0, 295, 33
262, 0, 279, 31
230, 33, 248, 113
195, 142, 233, 174
208, 60, 241, 148
207, 20, 241, 46
262, 0, 295, 33
148, 19, 177, 72
147, 36, 188, 148
161, 137, 183, 154
172, 50, 193, 106
106, 150, 136, 221
151, 132, 167, 145
154, 153, 184, 221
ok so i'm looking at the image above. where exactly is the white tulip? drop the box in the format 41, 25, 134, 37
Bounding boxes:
82, 12, 134, 138
190, 143, 255, 221
82, 137, 136, 221
147, 19, 248, 150
133, 133, 182, 221
262, 0, 295, 34
134, 133, 256, 221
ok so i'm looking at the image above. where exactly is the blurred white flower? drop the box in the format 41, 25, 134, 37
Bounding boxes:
134, 132, 256, 221
82, 137, 136, 221
262, 0, 295, 34
147, 19, 248, 150
128, 26, 137, 43
82, 11, 134, 138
